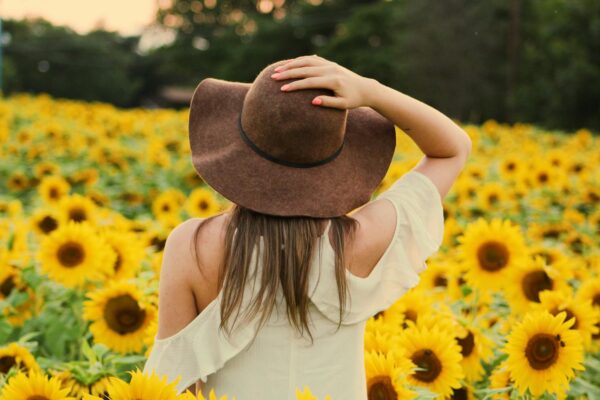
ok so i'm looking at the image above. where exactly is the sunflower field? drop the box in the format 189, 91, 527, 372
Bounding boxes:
0, 92, 598, 399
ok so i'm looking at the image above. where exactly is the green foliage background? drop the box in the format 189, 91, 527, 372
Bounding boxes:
2, 0, 599, 132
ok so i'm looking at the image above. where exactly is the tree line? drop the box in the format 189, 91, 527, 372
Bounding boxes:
3, 0, 598, 132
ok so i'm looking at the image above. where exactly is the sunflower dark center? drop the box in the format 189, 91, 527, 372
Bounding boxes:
538, 173, 548, 183
451, 387, 468, 400
433, 274, 448, 287
543, 229, 561, 239
57, 241, 85, 268
69, 207, 87, 222
457, 331, 475, 358
114, 252, 123, 272
411, 349, 442, 383
525, 333, 559, 370
405, 310, 417, 323
162, 204, 170, 212
0, 356, 16, 374
550, 308, 578, 329
367, 375, 397, 400
533, 251, 554, 265
49, 187, 59, 199
0, 277, 16, 298
521, 270, 553, 302
38, 215, 59, 234
593, 294, 600, 308
199, 200, 209, 210
507, 162, 515, 171
150, 237, 166, 252
27, 396, 50, 400
103, 294, 146, 334
593, 322, 599, 340
477, 241, 509, 272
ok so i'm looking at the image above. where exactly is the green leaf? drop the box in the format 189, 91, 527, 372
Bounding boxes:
81, 339, 97, 364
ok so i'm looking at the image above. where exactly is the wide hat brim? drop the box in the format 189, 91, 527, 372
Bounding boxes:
188, 77, 396, 218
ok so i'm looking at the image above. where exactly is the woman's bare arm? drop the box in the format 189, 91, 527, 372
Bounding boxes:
365, 80, 471, 159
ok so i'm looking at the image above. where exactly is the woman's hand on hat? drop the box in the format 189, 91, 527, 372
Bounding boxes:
270, 55, 378, 110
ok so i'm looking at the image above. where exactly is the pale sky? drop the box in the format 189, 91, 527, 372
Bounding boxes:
2, 0, 160, 35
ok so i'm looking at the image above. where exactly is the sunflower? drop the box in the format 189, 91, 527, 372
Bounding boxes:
454, 323, 494, 382
37, 221, 116, 288
503, 310, 585, 397
83, 281, 157, 354
33, 161, 60, 179
488, 362, 513, 400
364, 349, 417, 400
377, 162, 408, 193
152, 189, 185, 220
52, 370, 113, 399
528, 244, 569, 275
89, 375, 113, 399
525, 159, 567, 190
69, 168, 100, 186
29, 207, 61, 236
185, 187, 221, 218
397, 324, 464, 398
185, 168, 205, 187
386, 288, 434, 330
417, 259, 452, 301
0, 256, 36, 326
86, 188, 111, 208
364, 324, 400, 355
292, 386, 330, 400
457, 217, 529, 292
563, 230, 594, 256
446, 383, 475, 400
0, 370, 75, 400
6, 171, 29, 192
0, 343, 40, 374
8, 220, 32, 267
0, 263, 19, 301
537, 290, 599, 348
180, 388, 237, 400
576, 276, 600, 347
498, 154, 525, 182
82, 370, 179, 400
526, 220, 569, 243
57, 193, 99, 225
38, 174, 70, 204
505, 255, 570, 314
476, 181, 509, 211
97, 228, 145, 281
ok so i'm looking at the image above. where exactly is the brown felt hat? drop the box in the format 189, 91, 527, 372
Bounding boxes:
188, 59, 396, 218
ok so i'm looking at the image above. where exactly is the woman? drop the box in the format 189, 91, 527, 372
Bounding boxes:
143, 55, 471, 399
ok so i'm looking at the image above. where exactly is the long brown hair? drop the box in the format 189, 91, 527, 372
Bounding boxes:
190, 203, 360, 345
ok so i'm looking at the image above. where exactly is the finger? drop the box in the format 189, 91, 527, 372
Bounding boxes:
271, 66, 329, 80
281, 76, 334, 92
312, 96, 347, 110
274, 55, 324, 72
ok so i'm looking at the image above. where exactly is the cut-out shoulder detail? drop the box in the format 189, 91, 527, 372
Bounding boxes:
308, 170, 445, 324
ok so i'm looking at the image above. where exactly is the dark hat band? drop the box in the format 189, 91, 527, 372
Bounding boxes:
237, 113, 344, 169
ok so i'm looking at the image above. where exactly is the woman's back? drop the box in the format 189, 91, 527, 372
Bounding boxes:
143, 169, 447, 399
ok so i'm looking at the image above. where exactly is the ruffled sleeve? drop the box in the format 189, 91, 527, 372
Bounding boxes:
308, 170, 445, 325
142, 239, 265, 394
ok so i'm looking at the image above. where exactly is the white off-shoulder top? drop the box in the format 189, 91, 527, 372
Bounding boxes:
142, 170, 445, 399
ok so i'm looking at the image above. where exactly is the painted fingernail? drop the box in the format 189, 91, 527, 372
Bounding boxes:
312, 98, 322, 105
280, 84, 289, 91
271, 73, 280, 79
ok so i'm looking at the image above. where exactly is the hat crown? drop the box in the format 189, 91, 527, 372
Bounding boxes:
240, 62, 347, 165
